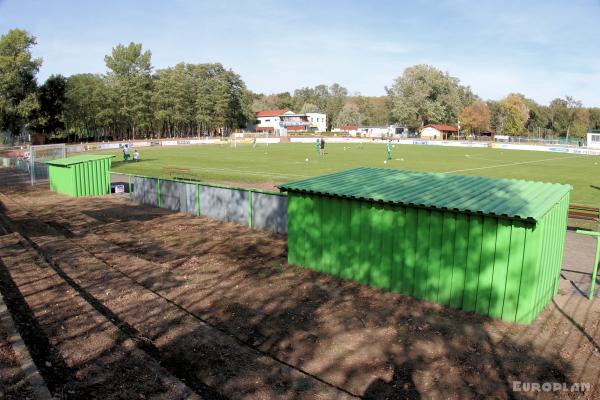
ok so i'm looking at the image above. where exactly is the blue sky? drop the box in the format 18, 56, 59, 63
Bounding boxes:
1, 0, 599, 106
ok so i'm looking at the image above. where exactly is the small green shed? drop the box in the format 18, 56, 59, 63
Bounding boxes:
46, 154, 114, 197
279, 168, 571, 323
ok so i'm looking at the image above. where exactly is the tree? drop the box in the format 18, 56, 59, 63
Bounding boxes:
31, 74, 67, 136
104, 42, 154, 139
274, 92, 293, 109
459, 101, 490, 134
300, 103, 319, 113
589, 108, 600, 130
292, 83, 347, 130
0, 28, 42, 143
64, 73, 113, 141
387, 64, 474, 128
334, 103, 362, 127
564, 96, 588, 139
486, 100, 503, 133
499, 94, 529, 134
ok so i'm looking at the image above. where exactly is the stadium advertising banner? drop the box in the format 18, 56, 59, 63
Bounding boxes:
491, 143, 600, 155
162, 140, 178, 146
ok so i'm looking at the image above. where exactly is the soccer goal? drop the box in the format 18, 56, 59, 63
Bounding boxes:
30, 143, 66, 185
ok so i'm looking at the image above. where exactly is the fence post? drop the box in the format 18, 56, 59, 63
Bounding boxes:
248, 190, 253, 228
157, 178, 161, 208
128, 175, 132, 199
575, 230, 600, 300
196, 184, 201, 216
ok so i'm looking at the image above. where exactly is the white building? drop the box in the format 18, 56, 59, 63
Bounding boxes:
306, 113, 327, 132
588, 132, 600, 149
255, 109, 291, 136
254, 109, 327, 135
420, 124, 458, 140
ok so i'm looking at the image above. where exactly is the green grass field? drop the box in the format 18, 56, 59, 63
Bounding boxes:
101, 143, 600, 205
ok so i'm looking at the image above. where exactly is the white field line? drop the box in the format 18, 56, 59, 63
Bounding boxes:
186, 165, 311, 179
442, 154, 585, 174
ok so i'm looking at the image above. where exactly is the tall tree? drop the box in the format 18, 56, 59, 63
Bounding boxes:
459, 101, 490, 134
589, 108, 600, 130
499, 94, 529, 134
387, 64, 474, 128
0, 28, 42, 143
334, 103, 362, 127
32, 74, 67, 136
64, 73, 113, 141
104, 42, 153, 139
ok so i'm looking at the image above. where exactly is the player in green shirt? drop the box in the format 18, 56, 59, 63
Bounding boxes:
386, 140, 393, 161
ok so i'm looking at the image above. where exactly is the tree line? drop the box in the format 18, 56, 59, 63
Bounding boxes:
2, 28, 599, 144
1, 29, 253, 144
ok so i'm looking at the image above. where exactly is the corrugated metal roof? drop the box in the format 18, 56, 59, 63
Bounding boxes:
278, 168, 571, 222
46, 154, 114, 166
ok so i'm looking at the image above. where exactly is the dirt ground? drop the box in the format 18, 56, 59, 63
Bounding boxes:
0, 168, 599, 399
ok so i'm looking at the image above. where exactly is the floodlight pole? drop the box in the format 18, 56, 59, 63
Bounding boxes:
576, 230, 600, 300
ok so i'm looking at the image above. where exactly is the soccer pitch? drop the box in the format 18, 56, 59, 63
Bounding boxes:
103, 143, 600, 205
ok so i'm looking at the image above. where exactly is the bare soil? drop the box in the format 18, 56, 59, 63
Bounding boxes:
0, 168, 599, 399
0, 322, 36, 399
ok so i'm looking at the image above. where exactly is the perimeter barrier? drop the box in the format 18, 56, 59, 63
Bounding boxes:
114, 173, 288, 234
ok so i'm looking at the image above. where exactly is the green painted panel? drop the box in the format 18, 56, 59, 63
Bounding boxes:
403, 208, 418, 296
438, 212, 457, 305
475, 216, 499, 316
303, 194, 319, 269
426, 210, 443, 302
390, 206, 406, 293
414, 208, 431, 299
337, 198, 351, 277
343, 198, 362, 281
516, 223, 542, 324
321, 196, 334, 275
488, 219, 511, 318
501, 221, 526, 321
357, 202, 372, 284
286, 194, 301, 266
449, 213, 469, 308
463, 215, 483, 312
370, 204, 393, 290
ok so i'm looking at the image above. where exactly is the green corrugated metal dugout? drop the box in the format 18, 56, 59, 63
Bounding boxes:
279, 168, 571, 324
46, 154, 114, 197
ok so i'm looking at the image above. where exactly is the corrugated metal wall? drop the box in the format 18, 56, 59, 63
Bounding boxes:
130, 176, 288, 234
49, 158, 112, 197
287, 192, 569, 323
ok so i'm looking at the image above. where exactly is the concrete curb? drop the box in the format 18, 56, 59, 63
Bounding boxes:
0, 236, 53, 400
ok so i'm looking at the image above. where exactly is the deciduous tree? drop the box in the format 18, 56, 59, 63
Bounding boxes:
0, 28, 42, 143
459, 101, 490, 134
387, 64, 474, 128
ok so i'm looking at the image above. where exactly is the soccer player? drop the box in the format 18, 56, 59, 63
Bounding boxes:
386, 140, 393, 161
320, 138, 325, 156
133, 150, 139, 162
315, 138, 320, 155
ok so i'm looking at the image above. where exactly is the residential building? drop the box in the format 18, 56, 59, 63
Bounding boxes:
420, 124, 458, 140
254, 109, 327, 135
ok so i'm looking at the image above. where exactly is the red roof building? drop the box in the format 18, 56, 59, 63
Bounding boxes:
255, 109, 291, 118
420, 124, 458, 140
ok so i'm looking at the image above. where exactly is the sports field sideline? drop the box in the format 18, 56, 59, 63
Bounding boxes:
99, 142, 600, 205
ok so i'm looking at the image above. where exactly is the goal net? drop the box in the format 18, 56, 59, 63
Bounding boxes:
30, 143, 66, 185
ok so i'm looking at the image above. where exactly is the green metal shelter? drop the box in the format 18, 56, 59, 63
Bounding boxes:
46, 154, 114, 197
279, 168, 571, 324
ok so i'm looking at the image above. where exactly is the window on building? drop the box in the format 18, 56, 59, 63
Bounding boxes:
265, 119, 270, 122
